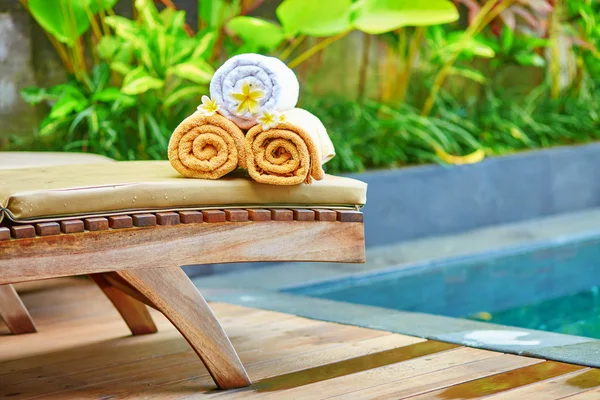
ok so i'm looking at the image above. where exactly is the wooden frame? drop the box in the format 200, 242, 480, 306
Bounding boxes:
0, 208, 364, 389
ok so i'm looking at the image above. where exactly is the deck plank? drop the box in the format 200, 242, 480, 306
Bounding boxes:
485, 368, 600, 399
0, 278, 595, 400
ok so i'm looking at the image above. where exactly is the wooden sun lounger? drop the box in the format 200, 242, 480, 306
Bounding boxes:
0, 154, 366, 390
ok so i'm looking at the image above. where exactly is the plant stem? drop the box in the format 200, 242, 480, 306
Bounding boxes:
280, 35, 305, 61
287, 30, 351, 69
421, 0, 514, 117
397, 27, 425, 103
357, 34, 371, 102
549, 0, 563, 99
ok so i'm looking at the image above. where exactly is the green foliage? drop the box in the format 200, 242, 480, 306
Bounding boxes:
277, 0, 352, 37
21, 0, 213, 160
18, 0, 600, 176
302, 94, 481, 173
351, 0, 459, 34
26, 0, 114, 46
226, 17, 284, 52
304, 85, 600, 174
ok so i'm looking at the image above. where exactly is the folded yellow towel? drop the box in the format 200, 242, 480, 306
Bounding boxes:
168, 113, 246, 179
245, 119, 324, 186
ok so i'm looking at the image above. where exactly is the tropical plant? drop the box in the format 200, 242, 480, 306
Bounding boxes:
223, 0, 460, 68
21, 0, 214, 159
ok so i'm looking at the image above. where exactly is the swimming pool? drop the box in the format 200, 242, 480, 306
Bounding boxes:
285, 234, 600, 339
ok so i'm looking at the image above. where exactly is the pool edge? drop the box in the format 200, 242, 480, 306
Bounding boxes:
202, 288, 600, 368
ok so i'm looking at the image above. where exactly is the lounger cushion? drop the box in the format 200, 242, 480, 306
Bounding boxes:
1, 160, 366, 222
0, 152, 114, 169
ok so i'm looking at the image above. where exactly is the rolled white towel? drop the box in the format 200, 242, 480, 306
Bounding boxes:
210, 53, 299, 129
283, 108, 335, 165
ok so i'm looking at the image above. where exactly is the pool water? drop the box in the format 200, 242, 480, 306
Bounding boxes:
474, 286, 600, 338
285, 235, 600, 339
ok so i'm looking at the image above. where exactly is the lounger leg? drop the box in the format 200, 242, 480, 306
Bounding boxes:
116, 267, 251, 389
89, 274, 158, 335
0, 284, 37, 334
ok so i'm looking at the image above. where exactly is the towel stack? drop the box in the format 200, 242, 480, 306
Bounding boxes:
168, 54, 335, 185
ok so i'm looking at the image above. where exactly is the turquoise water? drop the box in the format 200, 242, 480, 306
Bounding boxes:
472, 286, 600, 338
286, 235, 600, 339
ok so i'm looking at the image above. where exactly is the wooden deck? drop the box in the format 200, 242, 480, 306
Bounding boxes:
1, 278, 599, 399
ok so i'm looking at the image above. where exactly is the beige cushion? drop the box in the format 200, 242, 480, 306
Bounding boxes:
1, 160, 366, 222
0, 152, 114, 170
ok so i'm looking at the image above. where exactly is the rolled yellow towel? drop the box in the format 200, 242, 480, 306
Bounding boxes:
245, 109, 327, 185
168, 112, 246, 179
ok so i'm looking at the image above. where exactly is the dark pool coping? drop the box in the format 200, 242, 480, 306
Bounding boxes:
202, 288, 600, 368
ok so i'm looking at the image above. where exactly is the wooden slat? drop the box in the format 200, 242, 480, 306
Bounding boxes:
35, 222, 60, 236
156, 212, 180, 226
485, 368, 600, 399
336, 210, 363, 223
314, 209, 337, 222
564, 388, 600, 399
270, 209, 293, 221
247, 209, 271, 221
251, 341, 458, 393
108, 216, 133, 229
262, 352, 542, 400
407, 361, 585, 400
225, 209, 249, 222
10, 225, 35, 239
0, 227, 10, 240
0, 221, 365, 284
203, 210, 226, 223
293, 209, 315, 221
132, 214, 156, 227
84, 218, 109, 231
60, 220, 84, 234
179, 211, 203, 224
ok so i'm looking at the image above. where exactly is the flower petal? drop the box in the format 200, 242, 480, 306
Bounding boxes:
248, 99, 261, 114
231, 92, 248, 102
236, 100, 248, 115
250, 89, 265, 100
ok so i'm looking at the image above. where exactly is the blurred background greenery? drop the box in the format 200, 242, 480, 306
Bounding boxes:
5, 0, 600, 174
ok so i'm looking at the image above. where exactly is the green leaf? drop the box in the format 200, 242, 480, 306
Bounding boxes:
110, 61, 133, 75
91, 63, 111, 91
351, 0, 459, 34
199, 0, 240, 30
21, 87, 56, 104
227, 17, 284, 51
189, 32, 216, 60
121, 66, 164, 95
515, 52, 546, 67
164, 86, 204, 108
49, 94, 87, 119
446, 33, 496, 59
134, 0, 162, 31
92, 87, 136, 107
28, 0, 91, 45
168, 59, 214, 84
501, 26, 514, 53
276, 0, 352, 37
160, 8, 186, 34
97, 36, 121, 60
447, 66, 486, 84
